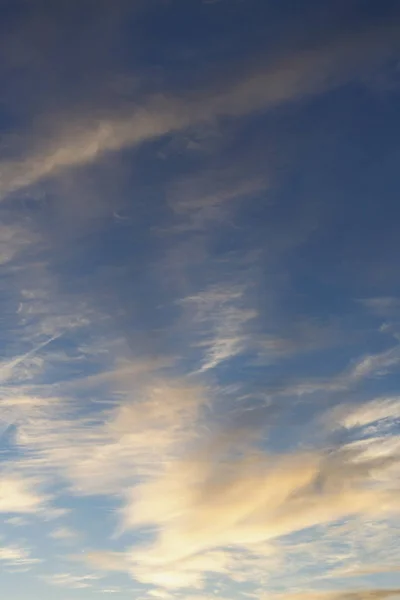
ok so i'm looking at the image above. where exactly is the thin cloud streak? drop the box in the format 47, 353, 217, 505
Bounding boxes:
1, 17, 400, 198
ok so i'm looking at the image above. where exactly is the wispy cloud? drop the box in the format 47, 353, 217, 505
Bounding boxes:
360, 297, 400, 317
1, 17, 399, 198
279, 345, 400, 397
329, 397, 400, 433
42, 572, 101, 590
50, 526, 79, 543
0, 544, 40, 568
9, 368, 206, 496
3, 284, 400, 594
168, 174, 267, 232
181, 284, 257, 371
85, 425, 400, 590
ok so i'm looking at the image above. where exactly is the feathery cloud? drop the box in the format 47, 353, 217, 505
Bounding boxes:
1, 17, 399, 198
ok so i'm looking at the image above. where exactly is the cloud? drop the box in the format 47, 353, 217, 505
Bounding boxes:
11, 372, 206, 496
4, 516, 27, 527
1, 4, 400, 599
50, 526, 79, 542
5, 318, 398, 594
0, 222, 39, 266
42, 572, 100, 589
331, 564, 400, 578
347, 348, 400, 383
331, 397, 400, 432
181, 284, 257, 371
0, 544, 40, 568
1, 17, 399, 198
85, 551, 128, 573
0, 334, 62, 384
1, 185, 400, 597
3, 264, 400, 594
360, 297, 400, 317
278, 589, 400, 600
111, 436, 400, 590
0, 476, 45, 514
279, 345, 400, 397
168, 175, 267, 232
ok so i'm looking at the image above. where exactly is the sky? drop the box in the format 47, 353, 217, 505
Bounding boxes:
1, 0, 400, 599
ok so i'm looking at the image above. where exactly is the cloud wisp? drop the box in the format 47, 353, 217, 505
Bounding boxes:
1, 16, 400, 199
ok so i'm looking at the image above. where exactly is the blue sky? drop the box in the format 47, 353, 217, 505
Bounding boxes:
1, 1, 400, 599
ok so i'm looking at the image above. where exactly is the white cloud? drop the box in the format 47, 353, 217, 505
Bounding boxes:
42, 572, 100, 589
182, 284, 257, 371
10, 371, 206, 496
2, 203, 400, 598
0, 544, 40, 567
3, 299, 400, 595
0, 334, 62, 385
85, 551, 128, 573
50, 526, 79, 542
0, 476, 45, 514
4, 327, 399, 594
4, 516, 27, 527
333, 397, 400, 432
105, 437, 399, 590
330, 563, 400, 578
